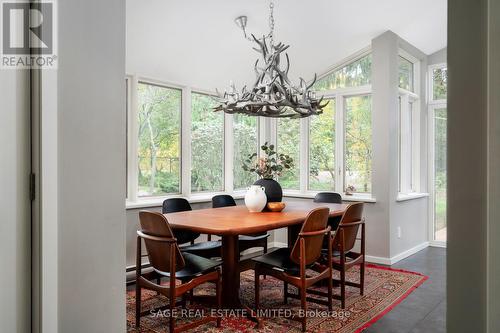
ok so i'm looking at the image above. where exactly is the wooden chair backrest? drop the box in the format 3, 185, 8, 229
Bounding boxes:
290, 207, 330, 265
139, 211, 185, 273
335, 202, 364, 252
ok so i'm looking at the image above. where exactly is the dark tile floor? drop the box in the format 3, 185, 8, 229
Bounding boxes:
365, 247, 446, 333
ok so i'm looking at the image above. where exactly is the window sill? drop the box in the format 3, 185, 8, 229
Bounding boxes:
126, 192, 245, 210
396, 192, 429, 202
283, 191, 377, 203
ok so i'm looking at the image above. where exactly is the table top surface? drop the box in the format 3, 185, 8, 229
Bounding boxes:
163, 201, 349, 236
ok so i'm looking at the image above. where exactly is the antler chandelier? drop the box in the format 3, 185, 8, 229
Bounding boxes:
214, 1, 328, 118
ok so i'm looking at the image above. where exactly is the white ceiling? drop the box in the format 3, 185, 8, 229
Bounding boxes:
126, 0, 447, 91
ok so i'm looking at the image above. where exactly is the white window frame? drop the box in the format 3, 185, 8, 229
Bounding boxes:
125, 75, 262, 208
428, 63, 447, 246
397, 50, 422, 197
274, 49, 376, 202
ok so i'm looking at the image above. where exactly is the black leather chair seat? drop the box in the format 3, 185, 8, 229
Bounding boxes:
252, 247, 314, 276
239, 234, 270, 242
179, 240, 221, 253
155, 252, 221, 279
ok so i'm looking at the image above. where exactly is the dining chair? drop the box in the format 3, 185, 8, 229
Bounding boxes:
252, 207, 333, 332
312, 202, 365, 309
163, 198, 222, 258
211, 194, 269, 254
135, 211, 222, 333
314, 192, 343, 231
313, 192, 342, 204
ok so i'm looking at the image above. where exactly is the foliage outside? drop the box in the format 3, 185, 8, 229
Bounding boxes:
233, 114, 259, 190
345, 95, 372, 193
309, 99, 336, 190
398, 56, 414, 91
191, 92, 224, 193
137, 83, 181, 196
433, 68, 447, 100
434, 108, 447, 239
314, 54, 372, 91
277, 117, 301, 189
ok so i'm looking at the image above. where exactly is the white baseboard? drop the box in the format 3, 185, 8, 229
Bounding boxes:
365, 255, 392, 265
366, 242, 429, 266
389, 242, 429, 264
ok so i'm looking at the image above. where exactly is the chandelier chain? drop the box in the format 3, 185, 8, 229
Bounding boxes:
269, 0, 275, 45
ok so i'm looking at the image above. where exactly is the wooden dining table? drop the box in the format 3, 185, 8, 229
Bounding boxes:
164, 201, 349, 308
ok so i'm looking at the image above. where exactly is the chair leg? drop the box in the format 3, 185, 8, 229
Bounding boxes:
300, 287, 307, 332
254, 266, 260, 311
216, 269, 222, 328
135, 284, 141, 328
340, 268, 346, 309
283, 282, 288, 304
169, 289, 175, 333
327, 275, 333, 311
360, 262, 365, 296
262, 240, 268, 279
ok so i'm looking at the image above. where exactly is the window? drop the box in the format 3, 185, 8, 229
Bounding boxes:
274, 52, 373, 197
344, 95, 372, 193
233, 114, 259, 190
277, 117, 300, 190
309, 99, 336, 190
433, 107, 447, 241
398, 96, 418, 193
398, 56, 414, 91
314, 54, 372, 91
191, 92, 224, 193
398, 51, 421, 195
432, 67, 447, 100
137, 82, 181, 197
429, 63, 447, 242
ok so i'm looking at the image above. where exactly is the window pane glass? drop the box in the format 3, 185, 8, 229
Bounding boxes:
434, 108, 447, 241
314, 54, 372, 91
432, 68, 447, 100
309, 99, 336, 190
191, 92, 224, 193
277, 117, 300, 190
398, 56, 414, 91
137, 83, 181, 196
233, 114, 259, 190
344, 95, 372, 193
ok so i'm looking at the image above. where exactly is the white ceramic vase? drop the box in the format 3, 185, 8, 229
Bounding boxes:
244, 185, 267, 212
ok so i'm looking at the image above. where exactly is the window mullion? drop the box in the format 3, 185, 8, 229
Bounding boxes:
225, 113, 234, 193
336, 93, 345, 194
181, 87, 192, 196
300, 117, 308, 193
128, 75, 139, 201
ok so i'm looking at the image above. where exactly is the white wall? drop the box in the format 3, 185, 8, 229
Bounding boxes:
56, 0, 126, 332
0, 69, 31, 333
428, 47, 447, 65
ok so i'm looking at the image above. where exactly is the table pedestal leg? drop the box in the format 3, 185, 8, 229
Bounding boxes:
221, 234, 241, 308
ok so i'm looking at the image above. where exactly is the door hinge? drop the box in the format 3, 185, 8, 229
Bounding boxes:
30, 173, 36, 201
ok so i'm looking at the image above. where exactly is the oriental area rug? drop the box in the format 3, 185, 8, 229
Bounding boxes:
126, 264, 427, 333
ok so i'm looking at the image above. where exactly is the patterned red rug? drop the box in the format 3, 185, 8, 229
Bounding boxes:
127, 264, 427, 333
